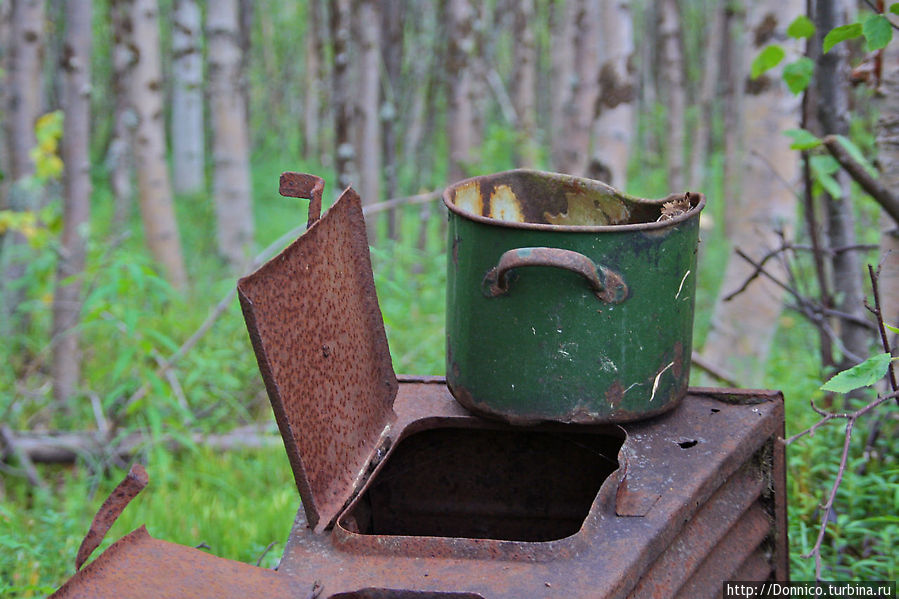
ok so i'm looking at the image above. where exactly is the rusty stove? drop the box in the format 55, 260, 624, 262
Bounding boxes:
51, 174, 788, 599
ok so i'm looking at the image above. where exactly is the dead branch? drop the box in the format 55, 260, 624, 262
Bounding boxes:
0, 424, 48, 490
3, 424, 281, 465
691, 351, 739, 387
119, 189, 443, 415
866, 264, 899, 397
822, 135, 899, 225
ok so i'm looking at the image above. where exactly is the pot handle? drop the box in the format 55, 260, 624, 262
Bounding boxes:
482, 247, 628, 303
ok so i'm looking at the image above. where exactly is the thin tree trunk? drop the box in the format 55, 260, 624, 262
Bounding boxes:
0, 1, 11, 206
814, 0, 868, 369
208, 0, 254, 271
549, 0, 574, 171
130, 0, 188, 289
381, 0, 403, 239
171, 0, 205, 195
109, 0, 135, 225
721, 2, 746, 235
52, 0, 92, 406
446, 0, 477, 183
555, 0, 600, 177
590, 0, 636, 188
303, 0, 323, 163
513, 0, 538, 168
658, 0, 686, 191
689, 0, 725, 190
701, 0, 803, 383
331, 0, 356, 193
1, 0, 45, 332
353, 0, 381, 242
877, 40, 899, 338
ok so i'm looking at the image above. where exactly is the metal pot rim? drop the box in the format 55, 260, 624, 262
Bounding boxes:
442, 168, 706, 233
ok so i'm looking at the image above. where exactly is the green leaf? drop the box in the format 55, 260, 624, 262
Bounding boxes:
783, 57, 815, 94
787, 15, 816, 39
863, 13, 893, 51
810, 154, 842, 197
751, 45, 785, 79
833, 134, 878, 178
885, 323, 899, 335
821, 352, 891, 392
784, 128, 822, 150
890, 3, 899, 16
823, 22, 863, 53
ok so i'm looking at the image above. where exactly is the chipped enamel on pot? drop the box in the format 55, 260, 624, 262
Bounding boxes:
444, 169, 706, 425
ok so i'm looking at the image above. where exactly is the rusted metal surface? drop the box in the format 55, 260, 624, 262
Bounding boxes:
53, 526, 300, 598
75, 463, 148, 570
238, 184, 398, 533
274, 383, 787, 598
481, 246, 628, 303
279, 171, 325, 228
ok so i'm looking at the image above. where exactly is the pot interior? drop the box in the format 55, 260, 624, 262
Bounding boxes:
444, 169, 701, 228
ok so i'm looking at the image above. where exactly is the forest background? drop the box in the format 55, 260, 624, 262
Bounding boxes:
1, 0, 899, 594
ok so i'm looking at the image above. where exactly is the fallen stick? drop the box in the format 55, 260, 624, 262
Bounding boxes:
5, 424, 281, 464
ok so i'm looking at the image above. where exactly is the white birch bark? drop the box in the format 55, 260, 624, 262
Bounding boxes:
130, 0, 188, 289
877, 41, 899, 337
446, 0, 476, 183
109, 0, 135, 225
331, 0, 356, 192
658, 0, 686, 191
554, 0, 600, 177
207, 0, 254, 270
513, 0, 538, 168
353, 0, 381, 242
549, 0, 574, 171
171, 0, 205, 195
52, 0, 92, 405
591, 0, 635, 188
702, 0, 803, 382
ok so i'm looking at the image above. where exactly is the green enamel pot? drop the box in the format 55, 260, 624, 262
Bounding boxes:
443, 169, 705, 425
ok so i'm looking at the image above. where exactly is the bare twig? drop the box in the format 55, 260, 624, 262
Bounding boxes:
822, 135, 899, 225
866, 264, 898, 397
691, 351, 739, 387
254, 541, 277, 567
119, 190, 443, 415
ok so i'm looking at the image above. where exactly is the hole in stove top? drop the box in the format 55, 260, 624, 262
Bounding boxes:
341, 426, 624, 542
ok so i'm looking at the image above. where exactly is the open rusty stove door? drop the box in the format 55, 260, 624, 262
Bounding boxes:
238, 174, 399, 532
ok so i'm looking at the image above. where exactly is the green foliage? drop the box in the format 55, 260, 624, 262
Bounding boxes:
820, 353, 892, 393
751, 45, 785, 79
862, 13, 894, 51
784, 128, 822, 150
782, 57, 816, 95
823, 23, 864, 53
809, 154, 842, 198
30, 111, 64, 182
787, 15, 816, 40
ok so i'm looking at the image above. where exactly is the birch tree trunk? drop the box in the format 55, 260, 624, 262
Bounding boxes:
130, 0, 188, 289
689, 1, 725, 189
813, 0, 868, 367
701, 0, 803, 382
171, 0, 205, 195
877, 40, 899, 337
208, 0, 254, 270
303, 0, 323, 163
549, 0, 574, 171
52, 0, 92, 405
446, 0, 477, 183
554, 0, 600, 177
658, 0, 686, 191
380, 0, 403, 238
1, 0, 44, 332
721, 3, 746, 235
0, 2, 9, 205
331, 0, 356, 193
109, 0, 135, 225
353, 0, 381, 242
513, 0, 538, 168
590, 0, 635, 188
